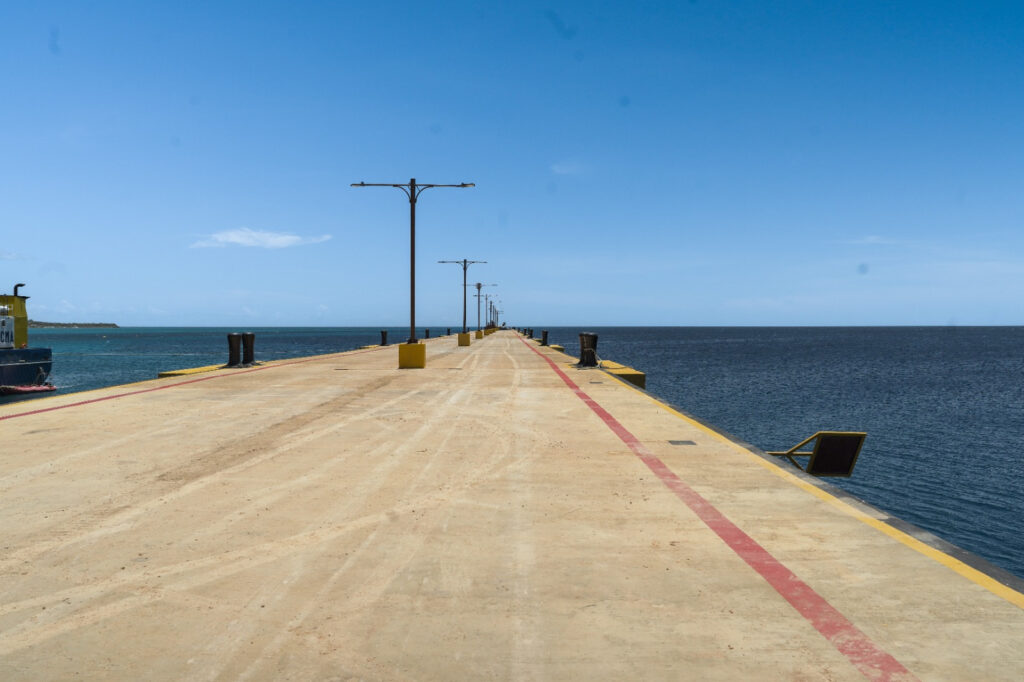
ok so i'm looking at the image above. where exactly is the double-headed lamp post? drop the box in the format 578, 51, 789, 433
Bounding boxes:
351, 178, 474, 344
438, 259, 486, 333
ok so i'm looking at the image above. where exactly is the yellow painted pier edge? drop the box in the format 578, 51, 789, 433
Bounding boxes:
157, 364, 226, 378
599, 359, 646, 389
587, 358, 1024, 609
0, 347, 386, 414
524, 338, 1024, 608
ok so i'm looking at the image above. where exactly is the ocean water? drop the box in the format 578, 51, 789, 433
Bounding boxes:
23, 325, 1024, 580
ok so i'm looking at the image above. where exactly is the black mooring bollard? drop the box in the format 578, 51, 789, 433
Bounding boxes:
242, 332, 255, 366
227, 333, 242, 367
425, 328, 430, 338
447, 328, 451, 336
579, 332, 599, 367
380, 330, 388, 346
541, 330, 549, 346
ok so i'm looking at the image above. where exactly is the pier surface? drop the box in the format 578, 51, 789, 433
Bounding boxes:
2, 331, 1022, 680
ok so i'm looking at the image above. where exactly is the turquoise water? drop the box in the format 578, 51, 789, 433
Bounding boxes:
25, 325, 1024, 581
36, 327, 421, 393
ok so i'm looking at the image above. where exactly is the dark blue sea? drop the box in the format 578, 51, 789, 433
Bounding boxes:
27, 325, 1024, 581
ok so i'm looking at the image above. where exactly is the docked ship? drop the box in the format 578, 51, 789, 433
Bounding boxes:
0, 284, 55, 399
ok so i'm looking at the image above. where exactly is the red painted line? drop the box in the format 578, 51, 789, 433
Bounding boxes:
519, 338, 916, 682
0, 346, 386, 423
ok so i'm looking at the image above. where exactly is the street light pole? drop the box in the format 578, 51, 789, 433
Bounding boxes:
351, 178, 474, 343
473, 282, 496, 331
438, 259, 485, 333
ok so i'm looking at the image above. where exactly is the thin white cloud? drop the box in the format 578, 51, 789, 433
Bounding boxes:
550, 160, 587, 175
844, 235, 907, 246
191, 227, 332, 249
0, 250, 21, 260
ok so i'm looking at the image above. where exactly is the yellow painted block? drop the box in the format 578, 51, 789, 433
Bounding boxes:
605, 365, 646, 389
158, 364, 225, 378
457, 332, 471, 346
475, 330, 484, 339
549, 344, 565, 352
398, 342, 426, 369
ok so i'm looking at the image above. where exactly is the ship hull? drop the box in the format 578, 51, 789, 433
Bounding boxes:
0, 348, 55, 396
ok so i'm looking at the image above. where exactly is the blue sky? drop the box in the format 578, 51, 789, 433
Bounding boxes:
2, 1, 1023, 326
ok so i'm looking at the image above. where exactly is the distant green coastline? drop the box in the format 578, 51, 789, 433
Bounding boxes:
28, 321, 119, 329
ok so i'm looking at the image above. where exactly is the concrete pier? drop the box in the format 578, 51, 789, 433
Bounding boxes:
1, 330, 1022, 680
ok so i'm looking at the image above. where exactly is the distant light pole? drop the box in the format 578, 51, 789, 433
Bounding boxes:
485, 294, 501, 328
351, 178, 474, 343
438, 259, 486, 333
489, 298, 500, 326
473, 282, 496, 331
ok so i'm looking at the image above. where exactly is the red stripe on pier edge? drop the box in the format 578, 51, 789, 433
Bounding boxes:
0, 346, 386, 423
518, 337, 916, 682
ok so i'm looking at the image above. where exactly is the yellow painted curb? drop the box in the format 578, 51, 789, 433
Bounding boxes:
600, 360, 647, 389
598, 370, 1024, 609
157, 364, 225, 378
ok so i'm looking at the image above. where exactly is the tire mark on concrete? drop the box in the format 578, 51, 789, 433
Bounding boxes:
0, 370, 525, 658
0, 375, 402, 571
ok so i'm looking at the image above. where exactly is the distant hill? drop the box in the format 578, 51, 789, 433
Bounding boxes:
28, 320, 119, 329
